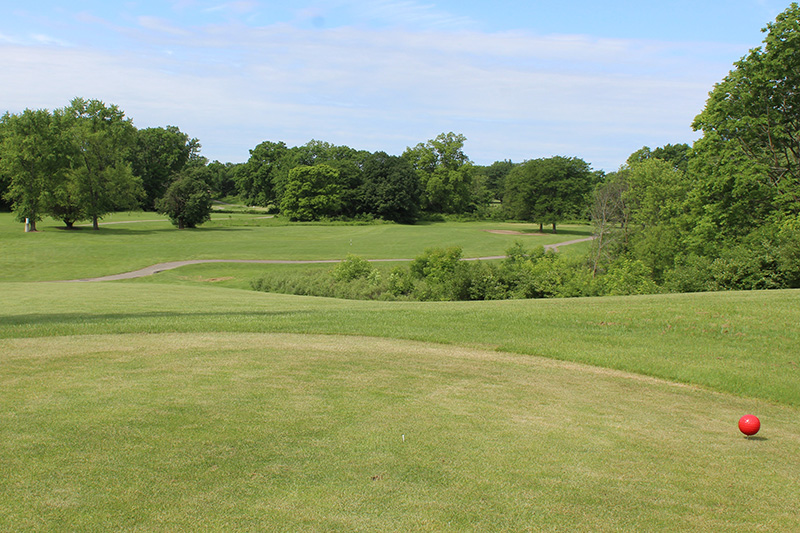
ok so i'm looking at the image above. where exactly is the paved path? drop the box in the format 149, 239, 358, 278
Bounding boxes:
64, 237, 596, 282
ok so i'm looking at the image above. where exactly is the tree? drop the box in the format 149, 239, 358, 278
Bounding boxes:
359, 151, 421, 223
0, 118, 11, 211
156, 170, 212, 229
64, 98, 143, 229
280, 164, 342, 221
45, 169, 86, 228
0, 108, 67, 231
129, 126, 201, 210
622, 158, 690, 282
692, 3, 800, 218
205, 160, 238, 198
590, 171, 629, 275
289, 140, 369, 217
479, 159, 515, 201
503, 156, 596, 233
627, 144, 691, 173
234, 141, 290, 207
403, 132, 477, 213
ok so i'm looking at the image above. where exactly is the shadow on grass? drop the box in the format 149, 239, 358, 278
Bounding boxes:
1, 310, 309, 329
537, 228, 593, 237
52, 226, 254, 236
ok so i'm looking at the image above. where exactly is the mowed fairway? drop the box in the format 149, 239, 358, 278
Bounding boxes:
1, 212, 800, 530
3, 332, 799, 531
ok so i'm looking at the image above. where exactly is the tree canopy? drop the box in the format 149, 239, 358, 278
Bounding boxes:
692, 2, 800, 221
503, 156, 597, 233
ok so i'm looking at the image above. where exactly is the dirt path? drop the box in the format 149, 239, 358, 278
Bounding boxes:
64, 237, 595, 282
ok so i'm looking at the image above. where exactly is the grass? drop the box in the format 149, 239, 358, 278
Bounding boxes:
2, 282, 799, 407
1, 211, 799, 530
0, 212, 592, 281
2, 332, 799, 531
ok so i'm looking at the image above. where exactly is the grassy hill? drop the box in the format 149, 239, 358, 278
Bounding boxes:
1, 212, 799, 530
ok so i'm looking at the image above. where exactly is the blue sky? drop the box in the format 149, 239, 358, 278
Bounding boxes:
0, 1, 791, 170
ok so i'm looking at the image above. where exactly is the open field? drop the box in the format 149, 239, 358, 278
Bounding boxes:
1, 212, 799, 530
0, 212, 591, 282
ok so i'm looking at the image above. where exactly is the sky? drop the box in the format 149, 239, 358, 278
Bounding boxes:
0, 0, 791, 170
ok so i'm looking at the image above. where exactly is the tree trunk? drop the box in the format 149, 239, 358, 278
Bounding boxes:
539, 222, 543, 232
92, 216, 99, 230
552, 222, 557, 234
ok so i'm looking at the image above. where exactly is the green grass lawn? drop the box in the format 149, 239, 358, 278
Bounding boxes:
0, 212, 592, 281
3, 331, 799, 531
1, 211, 799, 530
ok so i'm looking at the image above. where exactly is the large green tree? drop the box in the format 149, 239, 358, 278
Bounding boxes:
692, 2, 800, 221
0, 108, 67, 231
403, 132, 477, 213
503, 156, 596, 233
64, 98, 143, 230
280, 164, 342, 221
359, 151, 421, 223
234, 141, 290, 207
289, 140, 369, 217
129, 125, 200, 210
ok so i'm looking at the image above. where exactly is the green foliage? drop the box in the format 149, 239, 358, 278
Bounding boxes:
129, 125, 200, 210
409, 246, 471, 300
359, 151, 421, 223
155, 172, 212, 229
252, 243, 601, 302
0, 108, 68, 230
64, 98, 143, 229
233, 140, 290, 207
600, 257, 660, 296
280, 164, 342, 221
692, 2, 800, 220
627, 143, 691, 173
204, 160, 238, 198
403, 132, 479, 214
503, 156, 596, 232
477, 159, 515, 201
332, 253, 374, 281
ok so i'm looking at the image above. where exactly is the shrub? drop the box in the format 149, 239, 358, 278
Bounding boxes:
600, 257, 661, 296
333, 254, 374, 282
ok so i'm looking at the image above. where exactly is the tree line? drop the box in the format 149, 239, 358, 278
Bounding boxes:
1, 103, 597, 229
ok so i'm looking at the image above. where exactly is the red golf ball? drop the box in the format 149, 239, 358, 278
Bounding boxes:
738, 414, 760, 436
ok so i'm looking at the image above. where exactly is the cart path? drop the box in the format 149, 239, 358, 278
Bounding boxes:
64, 237, 595, 282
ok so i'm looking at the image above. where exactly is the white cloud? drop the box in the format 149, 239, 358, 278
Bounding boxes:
138, 16, 192, 36
30, 33, 72, 47
0, 21, 735, 169
0, 32, 21, 44
204, 1, 260, 15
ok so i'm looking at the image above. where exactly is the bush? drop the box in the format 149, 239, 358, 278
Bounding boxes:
333, 254, 374, 282
156, 173, 212, 229
600, 258, 661, 296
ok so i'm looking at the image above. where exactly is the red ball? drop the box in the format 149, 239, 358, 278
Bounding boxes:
738, 414, 760, 436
